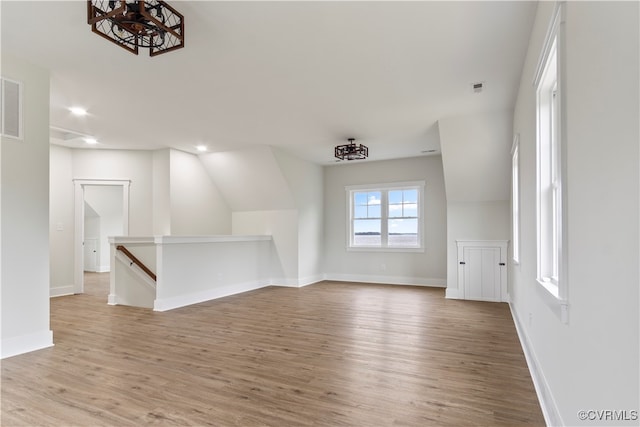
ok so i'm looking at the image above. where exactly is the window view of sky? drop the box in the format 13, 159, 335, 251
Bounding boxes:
353, 190, 418, 236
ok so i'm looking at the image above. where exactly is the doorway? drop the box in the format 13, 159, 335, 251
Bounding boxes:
73, 179, 130, 294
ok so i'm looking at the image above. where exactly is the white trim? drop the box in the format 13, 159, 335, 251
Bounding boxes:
73, 179, 130, 294
345, 180, 426, 192
154, 235, 271, 245
109, 236, 154, 245
511, 134, 521, 264
323, 273, 446, 288
445, 287, 460, 299
297, 274, 324, 287
50, 285, 74, 297
1, 330, 54, 359
509, 302, 563, 427
346, 246, 425, 253
271, 277, 303, 288
533, 2, 564, 87
153, 279, 271, 312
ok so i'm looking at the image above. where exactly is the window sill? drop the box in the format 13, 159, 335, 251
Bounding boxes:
347, 246, 425, 254
536, 278, 569, 324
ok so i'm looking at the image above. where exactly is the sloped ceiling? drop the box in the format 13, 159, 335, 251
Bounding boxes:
199, 146, 296, 212
439, 110, 513, 202
1, 1, 537, 165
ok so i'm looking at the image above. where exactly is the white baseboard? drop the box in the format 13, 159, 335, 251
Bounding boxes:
153, 280, 271, 312
96, 265, 110, 273
50, 285, 74, 297
445, 287, 460, 299
1, 330, 54, 359
271, 277, 301, 288
272, 275, 324, 288
323, 273, 446, 288
509, 302, 561, 427
298, 274, 324, 287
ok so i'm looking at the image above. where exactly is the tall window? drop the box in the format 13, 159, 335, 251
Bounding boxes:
347, 181, 424, 251
534, 3, 565, 301
511, 135, 520, 264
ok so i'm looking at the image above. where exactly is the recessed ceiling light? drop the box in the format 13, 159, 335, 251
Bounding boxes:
84, 138, 98, 145
70, 107, 88, 116
196, 145, 207, 152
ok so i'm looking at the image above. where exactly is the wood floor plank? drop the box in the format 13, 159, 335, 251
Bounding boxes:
1, 273, 545, 426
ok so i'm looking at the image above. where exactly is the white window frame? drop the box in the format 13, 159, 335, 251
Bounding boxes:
345, 181, 425, 253
533, 2, 568, 322
511, 134, 520, 265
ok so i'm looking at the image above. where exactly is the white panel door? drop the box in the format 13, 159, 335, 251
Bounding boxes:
84, 238, 98, 272
463, 246, 501, 301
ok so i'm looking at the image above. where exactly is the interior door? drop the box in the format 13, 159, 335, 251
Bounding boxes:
83, 238, 98, 272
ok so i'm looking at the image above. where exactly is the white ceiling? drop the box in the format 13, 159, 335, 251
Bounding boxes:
1, 1, 536, 165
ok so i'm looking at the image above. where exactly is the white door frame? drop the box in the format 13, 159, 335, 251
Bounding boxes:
73, 179, 130, 294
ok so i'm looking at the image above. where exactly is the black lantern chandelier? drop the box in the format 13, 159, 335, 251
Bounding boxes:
87, 0, 184, 56
335, 138, 368, 161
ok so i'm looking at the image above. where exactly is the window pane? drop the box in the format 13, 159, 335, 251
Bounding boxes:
388, 218, 418, 246
404, 203, 418, 217
403, 189, 418, 203
388, 190, 403, 204
388, 203, 403, 218
354, 192, 368, 205
353, 219, 381, 246
367, 192, 381, 206
354, 205, 368, 218
369, 204, 381, 218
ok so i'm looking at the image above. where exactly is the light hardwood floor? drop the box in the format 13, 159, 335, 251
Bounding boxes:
1, 273, 545, 426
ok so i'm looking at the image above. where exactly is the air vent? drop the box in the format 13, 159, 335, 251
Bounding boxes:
1, 77, 23, 139
471, 81, 484, 94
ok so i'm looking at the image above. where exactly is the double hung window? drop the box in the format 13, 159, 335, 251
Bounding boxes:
534, 3, 566, 311
347, 181, 424, 251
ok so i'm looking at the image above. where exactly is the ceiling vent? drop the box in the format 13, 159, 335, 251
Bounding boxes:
471, 82, 484, 94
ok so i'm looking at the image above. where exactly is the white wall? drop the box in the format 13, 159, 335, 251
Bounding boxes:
72, 149, 154, 235
199, 146, 296, 212
201, 146, 321, 286
154, 236, 273, 311
232, 210, 298, 285
152, 149, 171, 235
439, 108, 513, 300
1, 53, 53, 358
439, 110, 513, 202
273, 147, 324, 284
49, 149, 154, 294
49, 145, 74, 296
444, 201, 509, 299
323, 156, 447, 286
169, 149, 231, 235
49, 147, 235, 294
511, 2, 639, 425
